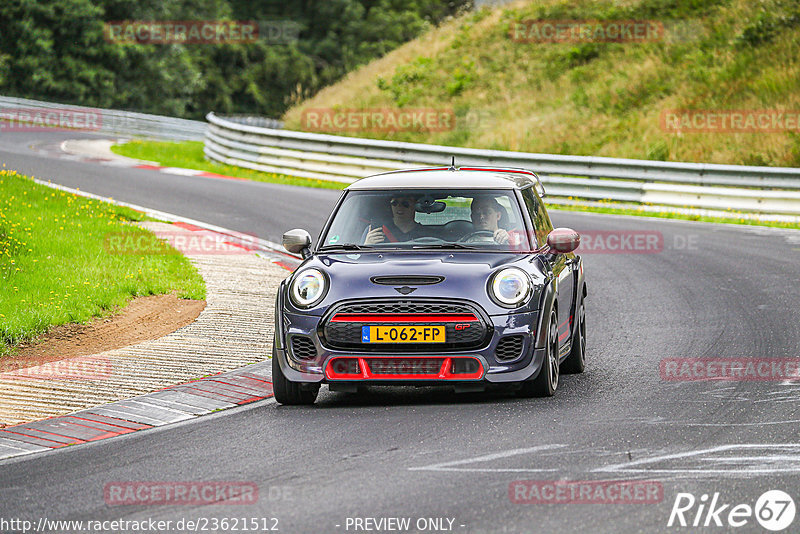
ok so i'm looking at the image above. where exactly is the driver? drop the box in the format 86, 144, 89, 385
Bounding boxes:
470, 196, 519, 245
364, 195, 425, 244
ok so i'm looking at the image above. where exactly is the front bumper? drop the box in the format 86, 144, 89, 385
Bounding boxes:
276, 308, 546, 385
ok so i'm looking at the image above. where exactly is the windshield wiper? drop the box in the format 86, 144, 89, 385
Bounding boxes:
411, 243, 483, 250
318, 243, 375, 251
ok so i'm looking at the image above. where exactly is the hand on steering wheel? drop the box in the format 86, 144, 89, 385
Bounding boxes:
457, 230, 496, 243
408, 236, 445, 244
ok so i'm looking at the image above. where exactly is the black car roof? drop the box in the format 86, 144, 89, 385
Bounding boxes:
345, 167, 539, 190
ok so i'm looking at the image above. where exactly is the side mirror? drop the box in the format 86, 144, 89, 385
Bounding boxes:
546, 228, 580, 254
282, 228, 312, 258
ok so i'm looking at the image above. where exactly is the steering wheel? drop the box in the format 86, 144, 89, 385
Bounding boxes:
457, 230, 496, 243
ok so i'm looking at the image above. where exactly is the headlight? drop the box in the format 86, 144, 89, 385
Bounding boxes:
290, 268, 327, 308
489, 267, 531, 307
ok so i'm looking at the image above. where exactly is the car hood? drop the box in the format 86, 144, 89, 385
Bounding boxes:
290, 251, 546, 316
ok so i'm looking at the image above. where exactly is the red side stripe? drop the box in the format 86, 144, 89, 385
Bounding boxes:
171, 221, 203, 231
1, 429, 65, 446
198, 172, 247, 181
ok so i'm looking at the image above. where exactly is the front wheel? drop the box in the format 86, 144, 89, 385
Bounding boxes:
518, 310, 559, 397
272, 344, 319, 405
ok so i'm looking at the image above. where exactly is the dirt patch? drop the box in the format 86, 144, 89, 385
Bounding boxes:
0, 294, 206, 373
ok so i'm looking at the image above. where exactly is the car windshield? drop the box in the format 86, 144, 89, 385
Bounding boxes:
319, 189, 532, 251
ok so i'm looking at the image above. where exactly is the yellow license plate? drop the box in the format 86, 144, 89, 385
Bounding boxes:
362, 325, 446, 343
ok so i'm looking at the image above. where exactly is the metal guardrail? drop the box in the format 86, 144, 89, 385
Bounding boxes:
0, 95, 206, 141
205, 112, 800, 216
222, 115, 284, 130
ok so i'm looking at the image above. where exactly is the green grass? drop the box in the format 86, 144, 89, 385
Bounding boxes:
551, 201, 800, 229
0, 168, 206, 357
111, 140, 346, 190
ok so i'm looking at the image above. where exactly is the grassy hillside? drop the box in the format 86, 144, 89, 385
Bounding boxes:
283, 0, 800, 167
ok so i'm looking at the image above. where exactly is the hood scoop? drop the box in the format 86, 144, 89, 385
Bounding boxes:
370, 275, 444, 286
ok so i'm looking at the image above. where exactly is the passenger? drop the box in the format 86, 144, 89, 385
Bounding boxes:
364, 195, 425, 244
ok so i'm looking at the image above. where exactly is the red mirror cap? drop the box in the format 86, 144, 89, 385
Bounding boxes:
547, 228, 580, 254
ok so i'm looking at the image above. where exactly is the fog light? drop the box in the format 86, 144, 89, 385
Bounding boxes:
451, 359, 480, 375
332, 359, 359, 375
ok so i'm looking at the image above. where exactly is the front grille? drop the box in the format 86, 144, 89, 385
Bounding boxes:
495, 335, 525, 361
332, 301, 469, 315
321, 299, 490, 353
290, 336, 317, 360
371, 276, 444, 286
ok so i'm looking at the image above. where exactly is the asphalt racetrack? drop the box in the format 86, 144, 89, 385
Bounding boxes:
2, 131, 800, 533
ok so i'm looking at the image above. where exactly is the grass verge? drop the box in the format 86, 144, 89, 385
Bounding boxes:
0, 168, 206, 357
111, 140, 346, 190
551, 201, 800, 229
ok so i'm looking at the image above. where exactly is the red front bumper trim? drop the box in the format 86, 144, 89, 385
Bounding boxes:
325, 356, 484, 381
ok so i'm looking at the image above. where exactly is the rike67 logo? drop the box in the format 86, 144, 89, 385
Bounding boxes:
668, 490, 796, 531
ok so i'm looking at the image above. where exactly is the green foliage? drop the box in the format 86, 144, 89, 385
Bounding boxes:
790, 134, 800, 167
446, 59, 474, 96
646, 141, 670, 161
736, 13, 780, 48
376, 56, 435, 105
741, 152, 774, 167
565, 43, 600, 67
0, 0, 469, 118
734, 4, 800, 49
628, 0, 727, 19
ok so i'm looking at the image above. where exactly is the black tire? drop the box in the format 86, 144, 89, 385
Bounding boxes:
272, 344, 319, 405
561, 295, 586, 374
519, 310, 559, 398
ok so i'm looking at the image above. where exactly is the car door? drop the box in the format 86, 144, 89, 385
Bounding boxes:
550, 252, 575, 350
519, 187, 575, 351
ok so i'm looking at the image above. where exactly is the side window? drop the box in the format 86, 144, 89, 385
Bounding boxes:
521, 187, 553, 247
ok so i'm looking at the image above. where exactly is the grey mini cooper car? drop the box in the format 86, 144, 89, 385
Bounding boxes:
272, 166, 587, 404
